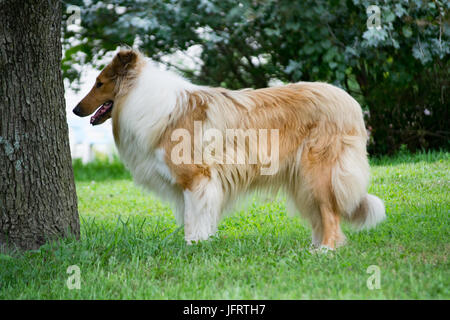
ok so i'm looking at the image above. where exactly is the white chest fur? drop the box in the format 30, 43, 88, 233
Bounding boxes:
116, 135, 184, 223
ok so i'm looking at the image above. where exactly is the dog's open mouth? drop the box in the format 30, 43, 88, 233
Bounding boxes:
90, 101, 113, 126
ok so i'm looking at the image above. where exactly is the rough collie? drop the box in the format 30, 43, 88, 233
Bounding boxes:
73, 49, 385, 249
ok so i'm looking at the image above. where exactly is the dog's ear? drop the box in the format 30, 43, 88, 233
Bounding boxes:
111, 50, 137, 75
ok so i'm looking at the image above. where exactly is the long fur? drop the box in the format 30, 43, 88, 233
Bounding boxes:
80, 50, 386, 248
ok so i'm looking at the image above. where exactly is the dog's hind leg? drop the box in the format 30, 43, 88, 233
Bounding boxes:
289, 194, 324, 248
310, 209, 324, 247
183, 172, 223, 244
293, 198, 345, 249
318, 202, 346, 249
299, 143, 347, 249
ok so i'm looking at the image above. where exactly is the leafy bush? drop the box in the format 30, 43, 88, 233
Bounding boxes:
72, 156, 131, 181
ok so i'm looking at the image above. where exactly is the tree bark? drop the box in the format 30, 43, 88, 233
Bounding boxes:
0, 0, 80, 250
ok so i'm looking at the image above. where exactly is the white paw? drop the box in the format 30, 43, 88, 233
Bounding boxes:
185, 234, 212, 245
309, 245, 334, 254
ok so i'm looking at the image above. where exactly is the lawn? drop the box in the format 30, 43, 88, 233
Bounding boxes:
0, 151, 448, 299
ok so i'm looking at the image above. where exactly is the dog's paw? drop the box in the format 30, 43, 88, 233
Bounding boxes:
309, 244, 334, 254
185, 238, 197, 245
185, 232, 216, 245
185, 236, 209, 245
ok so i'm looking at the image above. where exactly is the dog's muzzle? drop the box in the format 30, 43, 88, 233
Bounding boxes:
73, 103, 84, 117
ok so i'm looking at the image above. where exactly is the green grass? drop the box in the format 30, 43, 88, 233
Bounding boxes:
0, 151, 449, 299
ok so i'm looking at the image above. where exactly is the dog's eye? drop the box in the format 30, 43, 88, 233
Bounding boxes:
96, 82, 103, 88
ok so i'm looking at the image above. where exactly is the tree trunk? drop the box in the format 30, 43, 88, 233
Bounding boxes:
0, 0, 80, 250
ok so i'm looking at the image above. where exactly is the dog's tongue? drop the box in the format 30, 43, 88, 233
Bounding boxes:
90, 102, 112, 124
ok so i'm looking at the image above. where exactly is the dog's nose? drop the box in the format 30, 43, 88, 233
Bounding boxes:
73, 104, 83, 116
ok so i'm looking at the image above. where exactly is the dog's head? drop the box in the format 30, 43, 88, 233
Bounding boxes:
73, 49, 140, 125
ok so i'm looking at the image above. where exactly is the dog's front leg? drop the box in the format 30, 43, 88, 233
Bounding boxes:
182, 175, 223, 244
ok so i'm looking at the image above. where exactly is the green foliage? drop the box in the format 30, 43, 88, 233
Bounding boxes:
0, 152, 449, 298
72, 156, 131, 181
62, 0, 449, 154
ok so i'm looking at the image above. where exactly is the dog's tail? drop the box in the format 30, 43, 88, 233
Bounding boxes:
329, 134, 386, 231
347, 194, 386, 230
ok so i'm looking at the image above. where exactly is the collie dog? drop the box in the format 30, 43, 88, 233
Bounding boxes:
73, 49, 385, 249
